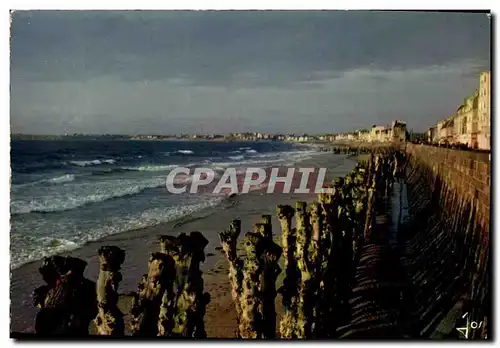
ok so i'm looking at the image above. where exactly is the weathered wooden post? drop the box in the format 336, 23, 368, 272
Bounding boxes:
277, 204, 298, 338
94, 246, 126, 336
219, 219, 243, 337
309, 202, 323, 247
366, 152, 374, 187
130, 252, 174, 336
317, 185, 338, 336
255, 222, 282, 338
352, 166, 367, 258
308, 201, 325, 336
157, 232, 210, 337
363, 155, 379, 243
157, 235, 177, 336
240, 231, 263, 338
295, 201, 313, 338
33, 256, 96, 335
260, 215, 273, 239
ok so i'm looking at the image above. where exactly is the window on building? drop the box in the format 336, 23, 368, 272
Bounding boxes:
462, 117, 467, 134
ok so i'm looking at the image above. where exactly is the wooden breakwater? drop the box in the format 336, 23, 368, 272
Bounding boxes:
14, 145, 490, 339
17, 148, 401, 338
218, 153, 395, 339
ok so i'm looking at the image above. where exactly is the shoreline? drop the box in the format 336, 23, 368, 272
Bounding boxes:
10, 153, 359, 335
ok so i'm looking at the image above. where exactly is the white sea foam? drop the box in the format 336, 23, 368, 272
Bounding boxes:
10, 176, 166, 214
47, 174, 76, 184
245, 149, 258, 154
12, 174, 76, 188
177, 150, 194, 154
69, 159, 116, 167
208, 148, 324, 171
10, 195, 224, 270
124, 164, 179, 172
212, 157, 287, 168
10, 238, 81, 270
228, 155, 244, 161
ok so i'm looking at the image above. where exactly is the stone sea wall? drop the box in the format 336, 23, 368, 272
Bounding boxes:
406, 144, 490, 230
404, 143, 490, 338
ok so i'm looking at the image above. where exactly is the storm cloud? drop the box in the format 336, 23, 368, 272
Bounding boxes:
10, 11, 491, 134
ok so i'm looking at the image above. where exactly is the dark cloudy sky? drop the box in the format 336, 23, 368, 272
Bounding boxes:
10, 11, 490, 135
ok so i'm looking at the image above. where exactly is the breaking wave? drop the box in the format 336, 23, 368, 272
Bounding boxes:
123, 164, 180, 172
10, 177, 166, 215
46, 174, 76, 184
10, 196, 224, 270
13, 174, 76, 187
69, 159, 116, 167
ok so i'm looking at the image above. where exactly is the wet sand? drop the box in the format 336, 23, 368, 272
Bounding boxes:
10, 153, 358, 336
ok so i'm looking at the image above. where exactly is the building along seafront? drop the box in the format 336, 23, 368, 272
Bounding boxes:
334, 120, 407, 143
426, 72, 490, 150
478, 72, 491, 150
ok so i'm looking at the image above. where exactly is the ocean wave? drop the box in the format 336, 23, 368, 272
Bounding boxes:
177, 150, 194, 155
123, 164, 179, 172
10, 196, 224, 270
69, 159, 116, 167
91, 168, 134, 176
287, 150, 322, 162
207, 148, 325, 170
259, 149, 321, 162
245, 149, 258, 154
12, 174, 76, 187
10, 237, 81, 270
46, 174, 76, 184
255, 152, 280, 158
10, 177, 166, 215
211, 157, 287, 168
228, 155, 244, 161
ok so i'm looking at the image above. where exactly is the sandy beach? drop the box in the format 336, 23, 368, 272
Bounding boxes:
10, 152, 358, 336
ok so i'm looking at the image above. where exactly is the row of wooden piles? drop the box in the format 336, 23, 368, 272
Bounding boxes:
219, 147, 405, 338
401, 153, 489, 339
32, 232, 212, 337
328, 146, 372, 156
30, 147, 406, 338
30, 147, 489, 339
336, 149, 408, 338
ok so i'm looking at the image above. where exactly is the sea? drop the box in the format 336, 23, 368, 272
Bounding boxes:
10, 139, 323, 269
